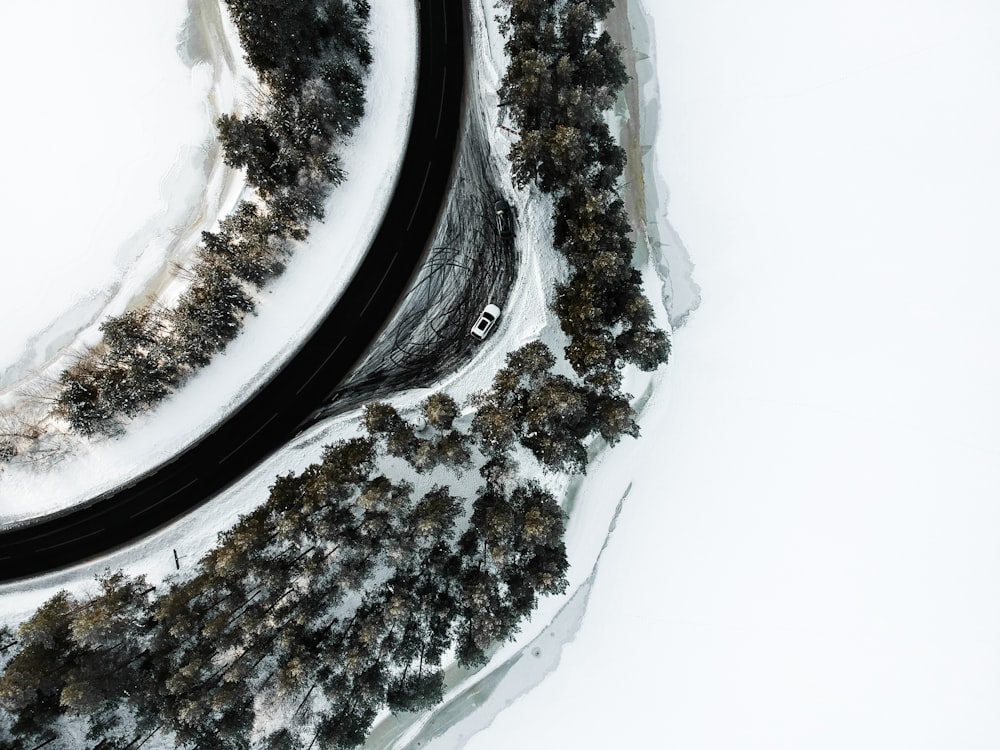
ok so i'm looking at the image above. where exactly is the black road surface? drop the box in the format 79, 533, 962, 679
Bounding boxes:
0, 0, 465, 583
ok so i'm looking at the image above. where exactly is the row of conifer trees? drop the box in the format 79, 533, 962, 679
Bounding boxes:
499, 0, 670, 392
51, 0, 373, 439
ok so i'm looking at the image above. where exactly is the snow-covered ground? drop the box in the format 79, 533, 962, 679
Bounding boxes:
455, 0, 1000, 748
0, 0, 417, 523
6, 0, 1000, 747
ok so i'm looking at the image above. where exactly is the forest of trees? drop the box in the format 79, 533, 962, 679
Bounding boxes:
497, 0, 670, 392
0, 0, 671, 746
0, 393, 570, 748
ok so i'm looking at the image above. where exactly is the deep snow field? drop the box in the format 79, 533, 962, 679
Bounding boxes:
3, 0, 1000, 748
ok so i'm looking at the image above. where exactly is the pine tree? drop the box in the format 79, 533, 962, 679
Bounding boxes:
589, 390, 640, 445
406, 486, 462, 550
386, 669, 444, 713
218, 114, 292, 195
62, 572, 154, 716
171, 264, 254, 363
429, 430, 472, 471
0, 591, 78, 745
454, 482, 569, 644
54, 357, 120, 436
420, 392, 460, 430
259, 728, 304, 750
200, 201, 288, 286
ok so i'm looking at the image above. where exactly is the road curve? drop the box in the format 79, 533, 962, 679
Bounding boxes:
0, 0, 465, 583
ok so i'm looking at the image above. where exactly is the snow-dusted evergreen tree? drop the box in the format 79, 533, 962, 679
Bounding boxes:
470, 341, 633, 473
61, 572, 155, 741
54, 356, 117, 435
420, 391, 459, 430
452, 481, 568, 669
363, 401, 420, 462
169, 264, 254, 367
365, 397, 472, 474
200, 200, 289, 287
0, 591, 78, 746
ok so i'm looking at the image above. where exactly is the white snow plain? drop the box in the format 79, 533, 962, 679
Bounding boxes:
458, 1, 1000, 749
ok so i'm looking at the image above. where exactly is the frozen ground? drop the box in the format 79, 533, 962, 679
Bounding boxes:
0, 0, 418, 523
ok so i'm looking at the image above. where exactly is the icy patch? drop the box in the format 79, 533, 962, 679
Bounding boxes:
628, 0, 701, 328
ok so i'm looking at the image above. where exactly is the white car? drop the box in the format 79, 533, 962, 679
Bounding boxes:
470, 304, 501, 340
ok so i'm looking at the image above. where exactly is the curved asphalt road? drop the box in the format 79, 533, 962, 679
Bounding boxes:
0, 0, 465, 583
